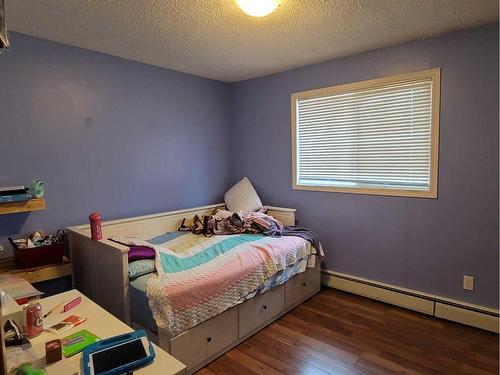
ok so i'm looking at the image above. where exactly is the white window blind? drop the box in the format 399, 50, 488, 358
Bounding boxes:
293, 70, 440, 197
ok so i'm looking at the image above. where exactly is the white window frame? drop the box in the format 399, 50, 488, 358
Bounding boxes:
291, 68, 441, 198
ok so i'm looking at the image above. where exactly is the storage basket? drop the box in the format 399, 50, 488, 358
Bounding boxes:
8, 232, 64, 268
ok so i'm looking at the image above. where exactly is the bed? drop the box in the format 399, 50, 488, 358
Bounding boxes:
67, 203, 322, 373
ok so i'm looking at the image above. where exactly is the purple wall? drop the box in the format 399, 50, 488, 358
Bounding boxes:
0, 33, 231, 252
0, 25, 498, 308
229, 23, 499, 308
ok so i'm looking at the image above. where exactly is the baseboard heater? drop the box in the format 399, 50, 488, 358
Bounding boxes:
322, 270, 499, 333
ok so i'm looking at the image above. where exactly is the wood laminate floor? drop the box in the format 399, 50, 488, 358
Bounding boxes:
196, 288, 499, 375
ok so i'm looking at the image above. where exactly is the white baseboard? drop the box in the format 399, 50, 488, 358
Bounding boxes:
323, 273, 435, 315
434, 303, 500, 333
322, 270, 499, 333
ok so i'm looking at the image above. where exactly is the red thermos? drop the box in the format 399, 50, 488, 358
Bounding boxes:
89, 212, 103, 240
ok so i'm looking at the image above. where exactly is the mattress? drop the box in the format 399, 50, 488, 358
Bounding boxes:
129, 256, 310, 334
130, 273, 156, 333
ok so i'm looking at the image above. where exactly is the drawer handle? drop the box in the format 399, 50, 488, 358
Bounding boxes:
302, 282, 307, 287
206, 337, 212, 343
263, 304, 267, 310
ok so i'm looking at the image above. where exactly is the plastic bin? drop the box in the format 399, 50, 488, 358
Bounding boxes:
8, 236, 64, 269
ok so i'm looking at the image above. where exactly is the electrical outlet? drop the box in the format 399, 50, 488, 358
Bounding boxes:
463, 275, 474, 291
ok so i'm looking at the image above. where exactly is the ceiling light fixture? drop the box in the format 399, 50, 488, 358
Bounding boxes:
236, 0, 281, 17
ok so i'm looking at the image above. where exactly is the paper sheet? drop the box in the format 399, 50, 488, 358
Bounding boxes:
5, 344, 37, 373
0, 274, 43, 301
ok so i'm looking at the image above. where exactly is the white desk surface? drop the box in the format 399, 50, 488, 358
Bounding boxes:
27, 289, 186, 375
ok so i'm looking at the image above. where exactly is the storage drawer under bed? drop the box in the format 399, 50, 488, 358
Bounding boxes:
171, 307, 238, 371
238, 284, 285, 337
285, 266, 320, 309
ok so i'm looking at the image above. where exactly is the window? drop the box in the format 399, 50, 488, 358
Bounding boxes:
292, 68, 440, 198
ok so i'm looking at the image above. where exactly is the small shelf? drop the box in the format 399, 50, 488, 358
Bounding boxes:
0, 256, 72, 284
0, 198, 45, 215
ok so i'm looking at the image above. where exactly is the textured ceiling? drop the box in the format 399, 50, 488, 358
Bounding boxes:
6, 0, 499, 82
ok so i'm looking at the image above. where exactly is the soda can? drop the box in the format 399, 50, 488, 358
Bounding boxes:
23, 301, 43, 338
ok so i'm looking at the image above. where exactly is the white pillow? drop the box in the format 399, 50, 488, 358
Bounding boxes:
214, 209, 234, 220
224, 177, 263, 212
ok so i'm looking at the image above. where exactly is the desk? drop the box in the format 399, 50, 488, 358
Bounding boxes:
27, 289, 186, 374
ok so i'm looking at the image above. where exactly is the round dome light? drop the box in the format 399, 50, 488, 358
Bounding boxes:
236, 0, 281, 17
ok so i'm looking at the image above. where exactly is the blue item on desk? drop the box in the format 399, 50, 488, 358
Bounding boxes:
82, 330, 155, 375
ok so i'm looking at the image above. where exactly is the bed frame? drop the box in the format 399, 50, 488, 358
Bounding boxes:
67, 203, 321, 373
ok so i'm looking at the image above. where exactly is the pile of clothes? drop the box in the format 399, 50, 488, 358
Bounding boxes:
179, 208, 321, 252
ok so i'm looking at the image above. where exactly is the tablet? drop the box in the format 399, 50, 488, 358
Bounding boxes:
83, 330, 155, 375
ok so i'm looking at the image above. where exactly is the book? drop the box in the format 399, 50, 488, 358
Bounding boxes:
0, 185, 25, 192
0, 193, 32, 203
0, 274, 43, 302
62, 329, 100, 357
0, 188, 28, 196
46, 315, 87, 335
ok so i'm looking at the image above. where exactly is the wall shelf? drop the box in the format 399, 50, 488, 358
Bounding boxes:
0, 256, 72, 284
0, 198, 45, 215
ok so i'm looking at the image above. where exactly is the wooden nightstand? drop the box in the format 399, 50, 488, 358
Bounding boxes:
0, 256, 72, 284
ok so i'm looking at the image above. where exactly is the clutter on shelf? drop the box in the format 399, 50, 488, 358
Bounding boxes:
0, 180, 44, 204
9, 229, 65, 268
11, 230, 61, 250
